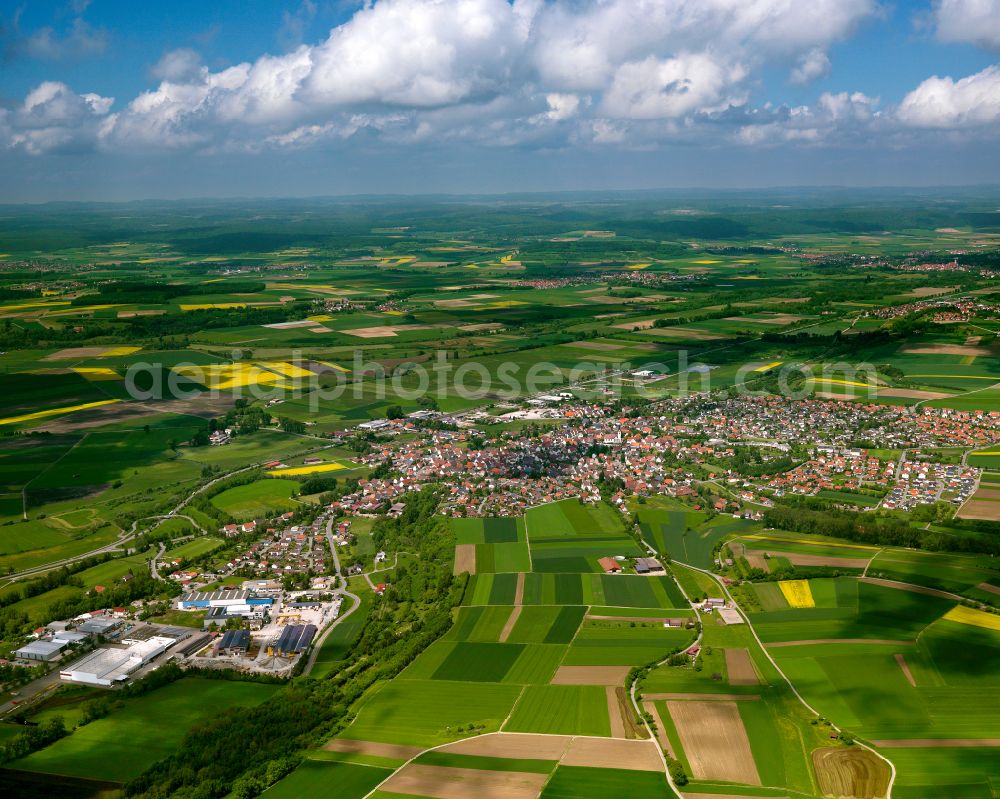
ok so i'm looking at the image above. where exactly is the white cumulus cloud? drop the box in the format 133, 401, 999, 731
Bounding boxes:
932, 0, 1000, 50
14, 0, 1000, 157
897, 65, 1000, 127
790, 49, 831, 85
602, 53, 746, 119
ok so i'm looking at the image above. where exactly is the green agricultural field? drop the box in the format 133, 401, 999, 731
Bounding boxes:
565, 620, 694, 666
12, 678, 279, 782
508, 605, 586, 644
889, 748, 1000, 799
162, 536, 225, 562
866, 549, 999, 595
432, 641, 526, 681
504, 685, 611, 736
447, 605, 517, 642
525, 499, 628, 541
210, 479, 300, 519
451, 516, 523, 544
539, 765, 670, 798
750, 579, 956, 643
341, 679, 522, 746
475, 541, 531, 573
263, 759, 391, 799
311, 593, 373, 678
637, 503, 754, 569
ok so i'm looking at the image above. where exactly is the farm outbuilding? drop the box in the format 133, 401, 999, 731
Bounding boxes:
598, 557, 622, 574
635, 557, 664, 574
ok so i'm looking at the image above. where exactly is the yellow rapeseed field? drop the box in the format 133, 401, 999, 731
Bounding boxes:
101, 346, 141, 357
778, 580, 816, 608
0, 399, 121, 426
260, 362, 314, 379
267, 463, 346, 477
753, 361, 784, 372
1, 301, 71, 311
943, 605, 1000, 631
174, 363, 286, 391
72, 367, 121, 380
315, 360, 349, 373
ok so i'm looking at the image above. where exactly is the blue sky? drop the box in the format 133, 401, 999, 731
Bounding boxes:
2, 0, 1000, 201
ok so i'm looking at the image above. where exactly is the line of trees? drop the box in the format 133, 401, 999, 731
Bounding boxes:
763, 502, 1000, 555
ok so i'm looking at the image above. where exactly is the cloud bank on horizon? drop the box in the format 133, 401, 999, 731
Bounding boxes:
1, 0, 1000, 188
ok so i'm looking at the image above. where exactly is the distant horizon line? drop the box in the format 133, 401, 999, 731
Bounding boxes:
4, 183, 1000, 208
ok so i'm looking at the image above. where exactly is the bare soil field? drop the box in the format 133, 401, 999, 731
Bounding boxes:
343, 324, 432, 338
453, 544, 476, 575
812, 746, 891, 799
895, 654, 916, 688
684, 795, 789, 799
571, 340, 625, 351
514, 572, 525, 605
551, 666, 631, 685
902, 344, 993, 356
746, 548, 868, 569
560, 736, 662, 771
645, 693, 760, 701
737, 542, 768, 571
729, 314, 804, 325
666, 700, 761, 785
498, 606, 522, 643
612, 319, 656, 331
724, 649, 759, 686
957, 500, 1000, 521
38, 395, 236, 433
44, 346, 118, 359
643, 701, 673, 756
644, 327, 725, 340
972, 488, 1000, 500
437, 733, 572, 760
607, 686, 627, 738
976, 582, 1000, 596
380, 763, 548, 799
876, 387, 954, 400
323, 738, 423, 760
459, 323, 504, 332
907, 286, 958, 297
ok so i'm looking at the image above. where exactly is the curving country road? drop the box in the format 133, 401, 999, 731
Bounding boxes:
299, 515, 362, 676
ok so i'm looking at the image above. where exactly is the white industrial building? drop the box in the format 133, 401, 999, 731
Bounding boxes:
59, 636, 175, 686
14, 640, 68, 662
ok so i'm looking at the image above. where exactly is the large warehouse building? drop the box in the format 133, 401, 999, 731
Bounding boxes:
179, 589, 251, 609
267, 624, 317, 658
14, 640, 68, 662
179, 590, 272, 619
59, 636, 175, 686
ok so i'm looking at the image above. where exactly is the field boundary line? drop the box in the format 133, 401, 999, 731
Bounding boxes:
862, 548, 883, 577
